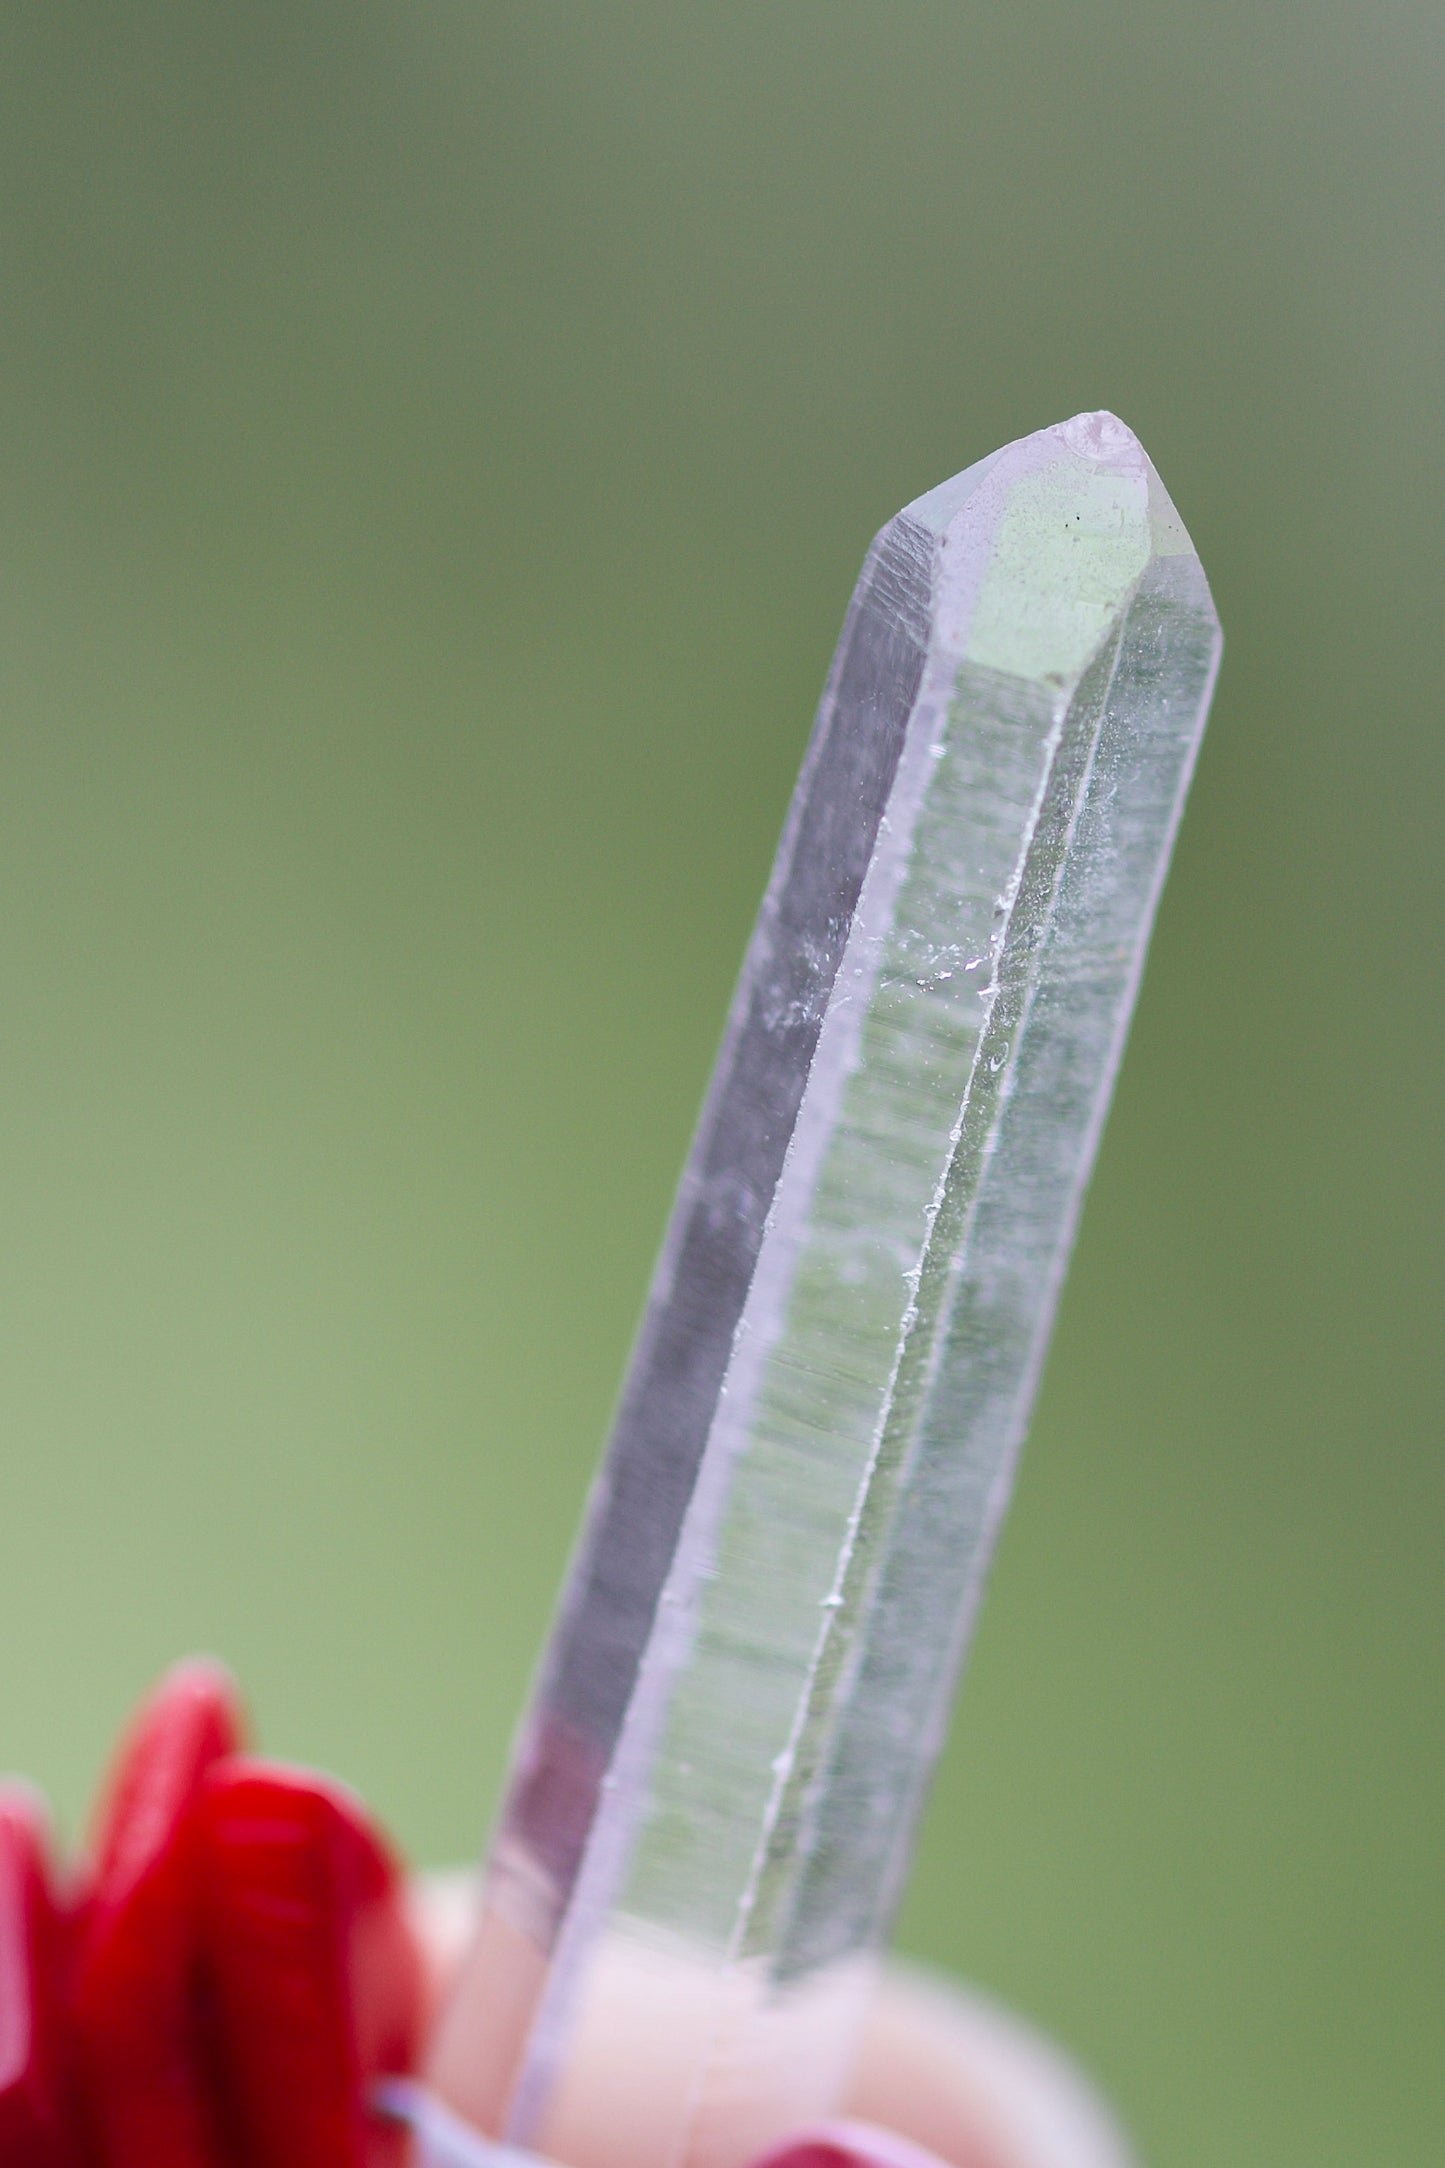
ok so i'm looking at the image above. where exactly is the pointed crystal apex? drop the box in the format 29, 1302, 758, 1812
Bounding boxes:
895, 411, 1217, 692
1057, 407, 1141, 461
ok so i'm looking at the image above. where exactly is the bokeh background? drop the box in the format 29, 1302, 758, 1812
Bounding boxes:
1, 7, 1439, 2163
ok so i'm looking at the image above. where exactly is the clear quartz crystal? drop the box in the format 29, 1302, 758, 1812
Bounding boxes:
426, 413, 1221, 2168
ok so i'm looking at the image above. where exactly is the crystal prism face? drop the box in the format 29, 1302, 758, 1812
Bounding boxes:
427, 416, 1221, 2168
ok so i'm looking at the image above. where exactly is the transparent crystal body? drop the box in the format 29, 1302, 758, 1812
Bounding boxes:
428, 413, 1221, 2168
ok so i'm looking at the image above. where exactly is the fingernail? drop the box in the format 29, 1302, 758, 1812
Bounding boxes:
749, 2119, 960, 2168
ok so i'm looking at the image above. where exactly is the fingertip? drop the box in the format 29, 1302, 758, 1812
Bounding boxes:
847, 1968, 1135, 2168
404, 1881, 1135, 2168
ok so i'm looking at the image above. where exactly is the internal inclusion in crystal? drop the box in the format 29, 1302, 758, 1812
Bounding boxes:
428, 414, 1220, 2168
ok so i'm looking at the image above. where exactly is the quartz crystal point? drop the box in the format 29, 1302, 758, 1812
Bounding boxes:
427, 413, 1221, 2168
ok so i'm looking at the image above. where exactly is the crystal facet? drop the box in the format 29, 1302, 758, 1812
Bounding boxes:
427, 415, 1221, 2168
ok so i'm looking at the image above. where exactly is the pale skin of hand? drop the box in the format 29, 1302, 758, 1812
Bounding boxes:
407, 1876, 1135, 2168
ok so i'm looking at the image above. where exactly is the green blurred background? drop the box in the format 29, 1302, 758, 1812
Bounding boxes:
0, 6, 1439, 2162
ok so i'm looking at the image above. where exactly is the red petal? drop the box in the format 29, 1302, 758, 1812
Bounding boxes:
195, 1760, 422, 2168
70, 1659, 247, 2168
0, 1786, 84, 2168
